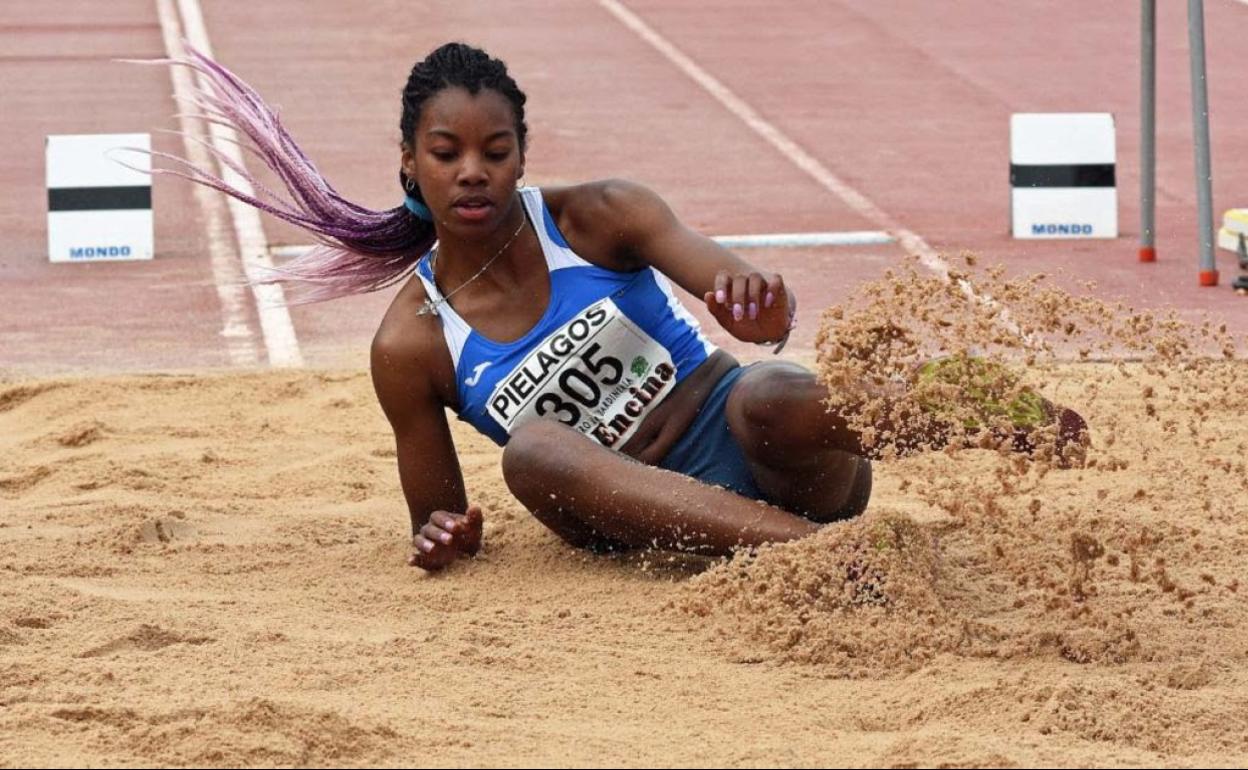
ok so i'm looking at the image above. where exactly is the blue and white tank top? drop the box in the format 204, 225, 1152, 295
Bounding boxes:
414, 186, 716, 448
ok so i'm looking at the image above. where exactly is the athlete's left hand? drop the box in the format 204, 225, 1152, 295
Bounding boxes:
703, 270, 795, 345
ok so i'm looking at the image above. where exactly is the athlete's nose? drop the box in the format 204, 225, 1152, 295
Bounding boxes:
457, 152, 489, 186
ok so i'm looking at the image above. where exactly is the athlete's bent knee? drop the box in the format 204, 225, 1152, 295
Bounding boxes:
731, 365, 821, 438
501, 419, 578, 505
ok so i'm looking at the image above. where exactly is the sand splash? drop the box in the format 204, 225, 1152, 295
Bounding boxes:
4, 259, 1248, 764
680, 258, 1248, 686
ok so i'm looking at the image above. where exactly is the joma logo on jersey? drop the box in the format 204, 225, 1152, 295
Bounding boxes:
69, 245, 132, 258
465, 361, 493, 387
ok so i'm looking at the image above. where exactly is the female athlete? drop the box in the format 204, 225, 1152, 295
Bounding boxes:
159, 43, 1085, 570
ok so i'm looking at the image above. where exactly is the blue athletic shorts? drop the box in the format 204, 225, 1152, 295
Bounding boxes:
657, 364, 766, 501
581, 363, 872, 554
657, 363, 874, 516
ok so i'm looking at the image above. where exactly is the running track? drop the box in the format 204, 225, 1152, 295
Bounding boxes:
2, 0, 1247, 375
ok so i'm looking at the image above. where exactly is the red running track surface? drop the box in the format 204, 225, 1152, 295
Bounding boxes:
2, 0, 1246, 375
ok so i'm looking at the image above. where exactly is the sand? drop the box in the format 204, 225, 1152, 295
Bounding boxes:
3, 265, 1248, 767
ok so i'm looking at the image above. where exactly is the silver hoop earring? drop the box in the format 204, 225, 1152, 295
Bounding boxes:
404, 177, 416, 193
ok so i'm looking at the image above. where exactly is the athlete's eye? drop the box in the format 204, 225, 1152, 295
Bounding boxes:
486, 149, 511, 162
430, 149, 456, 161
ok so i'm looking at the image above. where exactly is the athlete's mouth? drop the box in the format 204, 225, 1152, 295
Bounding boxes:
451, 195, 495, 221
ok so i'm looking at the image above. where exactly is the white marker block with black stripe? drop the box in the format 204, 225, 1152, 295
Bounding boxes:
1010, 113, 1117, 239
46, 133, 153, 262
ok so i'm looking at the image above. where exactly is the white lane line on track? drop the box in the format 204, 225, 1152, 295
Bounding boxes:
714, 231, 893, 248
596, 0, 949, 278
154, 0, 259, 367
597, 0, 1049, 346
159, 0, 304, 367
268, 230, 895, 261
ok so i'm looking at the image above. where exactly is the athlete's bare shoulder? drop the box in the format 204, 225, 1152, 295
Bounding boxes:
371, 275, 459, 410
540, 180, 671, 271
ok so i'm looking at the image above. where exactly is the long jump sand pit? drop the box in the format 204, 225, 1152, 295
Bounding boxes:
3, 263, 1247, 766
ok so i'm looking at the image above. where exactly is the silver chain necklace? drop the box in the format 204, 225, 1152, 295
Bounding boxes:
418, 212, 529, 317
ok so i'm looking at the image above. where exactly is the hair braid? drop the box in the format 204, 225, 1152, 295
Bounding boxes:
143, 42, 527, 304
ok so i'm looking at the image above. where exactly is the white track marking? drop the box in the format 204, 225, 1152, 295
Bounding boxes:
597, 0, 1048, 344
160, 0, 304, 367
596, 0, 949, 278
154, 0, 259, 366
268, 230, 895, 261
713, 231, 893, 248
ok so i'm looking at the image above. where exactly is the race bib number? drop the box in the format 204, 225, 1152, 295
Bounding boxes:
487, 298, 676, 448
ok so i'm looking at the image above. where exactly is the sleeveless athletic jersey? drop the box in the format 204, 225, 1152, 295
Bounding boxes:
414, 186, 716, 449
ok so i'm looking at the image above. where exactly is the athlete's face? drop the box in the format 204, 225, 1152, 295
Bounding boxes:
402, 87, 525, 237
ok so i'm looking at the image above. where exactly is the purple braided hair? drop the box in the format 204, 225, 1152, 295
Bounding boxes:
140, 44, 434, 304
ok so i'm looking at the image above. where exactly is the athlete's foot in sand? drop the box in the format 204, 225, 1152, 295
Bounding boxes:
1010, 401, 1090, 469
912, 358, 1089, 468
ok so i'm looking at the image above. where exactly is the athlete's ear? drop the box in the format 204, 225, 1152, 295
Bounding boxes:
400, 144, 418, 181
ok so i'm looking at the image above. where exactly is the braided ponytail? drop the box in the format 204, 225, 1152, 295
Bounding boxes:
149, 42, 526, 303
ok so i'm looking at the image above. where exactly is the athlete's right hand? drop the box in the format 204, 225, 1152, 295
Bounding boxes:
409, 505, 484, 571
703, 269, 795, 346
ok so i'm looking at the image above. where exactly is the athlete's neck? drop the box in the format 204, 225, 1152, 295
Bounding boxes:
432, 193, 531, 288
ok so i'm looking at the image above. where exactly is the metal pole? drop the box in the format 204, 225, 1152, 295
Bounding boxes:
1140, 0, 1156, 262
1188, 0, 1218, 285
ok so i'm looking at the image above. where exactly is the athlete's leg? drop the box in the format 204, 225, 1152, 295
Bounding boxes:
725, 361, 1089, 521
724, 362, 891, 522
500, 419, 818, 556
726, 362, 947, 457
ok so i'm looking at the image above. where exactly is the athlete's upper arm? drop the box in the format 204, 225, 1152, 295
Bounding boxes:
568, 179, 759, 297
370, 321, 468, 533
